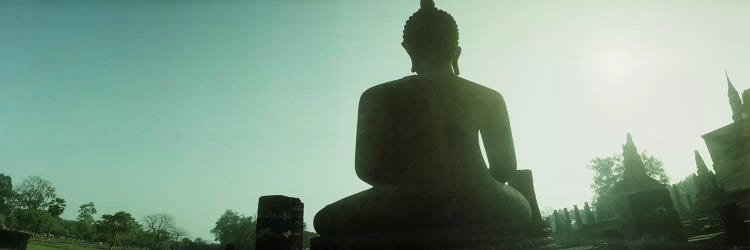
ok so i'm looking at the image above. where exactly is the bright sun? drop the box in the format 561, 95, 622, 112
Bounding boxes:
598, 49, 634, 77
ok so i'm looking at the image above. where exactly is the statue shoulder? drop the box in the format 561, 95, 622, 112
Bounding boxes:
360, 76, 418, 100
457, 77, 506, 104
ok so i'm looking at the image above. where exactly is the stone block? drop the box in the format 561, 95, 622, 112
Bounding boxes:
255, 195, 304, 250
0, 229, 29, 250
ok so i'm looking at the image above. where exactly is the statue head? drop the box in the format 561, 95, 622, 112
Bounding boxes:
402, 0, 461, 75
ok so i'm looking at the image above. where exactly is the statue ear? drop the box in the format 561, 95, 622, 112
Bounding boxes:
403, 42, 417, 73
452, 46, 462, 75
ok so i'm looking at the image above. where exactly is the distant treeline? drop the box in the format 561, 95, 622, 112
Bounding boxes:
0, 174, 317, 250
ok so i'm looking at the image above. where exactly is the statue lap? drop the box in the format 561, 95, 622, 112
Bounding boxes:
314, 181, 531, 236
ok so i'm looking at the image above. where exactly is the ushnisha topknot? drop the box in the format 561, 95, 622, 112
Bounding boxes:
403, 0, 459, 60
420, 0, 436, 9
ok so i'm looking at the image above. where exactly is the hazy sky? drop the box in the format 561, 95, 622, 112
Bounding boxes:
1, 0, 748, 241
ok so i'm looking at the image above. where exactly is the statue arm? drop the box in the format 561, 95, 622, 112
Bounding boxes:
480, 92, 517, 183
354, 88, 392, 186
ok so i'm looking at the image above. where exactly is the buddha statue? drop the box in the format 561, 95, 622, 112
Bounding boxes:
313, 0, 532, 236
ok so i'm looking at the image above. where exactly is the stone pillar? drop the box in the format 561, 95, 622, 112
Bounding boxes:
552, 210, 561, 233
0, 229, 29, 250
584, 202, 596, 224
255, 195, 304, 250
573, 205, 583, 230
508, 169, 542, 221
562, 208, 572, 233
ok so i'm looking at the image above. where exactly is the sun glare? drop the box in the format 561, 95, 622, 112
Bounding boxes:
598, 49, 635, 77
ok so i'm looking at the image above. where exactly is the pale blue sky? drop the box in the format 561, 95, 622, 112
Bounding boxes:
1, 0, 748, 241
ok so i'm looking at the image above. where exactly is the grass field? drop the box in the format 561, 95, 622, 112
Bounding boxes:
28, 240, 105, 250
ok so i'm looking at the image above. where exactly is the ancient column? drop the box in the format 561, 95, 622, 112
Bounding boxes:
584, 202, 596, 224
555, 210, 566, 234
255, 195, 304, 250
573, 205, 583, 230
563, 208, 573, 234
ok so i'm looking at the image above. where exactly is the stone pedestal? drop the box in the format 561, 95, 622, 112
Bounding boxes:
0, 229, 29, 250
311, 221, 553, 250
255, 195, 304, 250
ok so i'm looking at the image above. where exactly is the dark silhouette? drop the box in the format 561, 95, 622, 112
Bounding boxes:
0, 229, 29, 249
255, 195, 303, 250
314, 0, 531, 236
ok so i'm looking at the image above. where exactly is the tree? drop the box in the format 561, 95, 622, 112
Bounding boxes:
142, 213, 176, 249
121, 223, 149, 249
14, 176, 57, 211
589, 151, 670, 201
60, 219, 79, 238
210, 210, 256, 249
177, 237, 221, 250
75, 202, 97, 240
47, 198, 66, 217
303, 231, 319, 249
14, 209, 63, 234
77, 202, 97, 224
0, 174, 12, 217
96, 211, 138, 250
171, 227, 187, 241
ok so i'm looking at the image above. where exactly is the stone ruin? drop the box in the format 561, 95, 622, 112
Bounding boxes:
0, 229, 29, 250
599, 134, 685, 246
255, 195, 304, 250
701, 74, 749, 216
